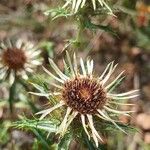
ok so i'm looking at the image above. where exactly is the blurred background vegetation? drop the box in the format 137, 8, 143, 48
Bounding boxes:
0, 0, 150, 149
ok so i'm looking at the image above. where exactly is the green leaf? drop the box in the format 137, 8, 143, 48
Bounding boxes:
99, 121, 138, 133
32, 128, 50, 149
108, 76, 125, 93
13, 117, 58, 133
13, 117, 59, 149
0, 121, 11, 145
83, 19, 117, 36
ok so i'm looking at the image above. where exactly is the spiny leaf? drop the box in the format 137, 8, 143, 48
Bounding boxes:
98, 121, 138, 133
32, 128, 50, 149
83, 18, 117, 36
108, 76, 125, 93
13, 117, 58, 133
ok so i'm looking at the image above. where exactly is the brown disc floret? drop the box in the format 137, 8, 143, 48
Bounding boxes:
62, 77, 107, 114
2, 48, 27, 70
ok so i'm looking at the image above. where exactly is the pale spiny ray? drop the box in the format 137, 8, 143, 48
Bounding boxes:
86, 59, 91, 75
30, 82, 45, 92
105, 71, 125, 89
63, 0, 72, 8
66, 51, 75, 77
108, 101, 135, 106
87, 114, 103, 147
99, 62, 112, 80
0, 42, 7, 49
81, 114, 90, 139
36, 101, 65, 120
104, 106, 134, 115
29, 92, 61, 97
96, 114, 121, 123
98, 0, 103, 6
49, 82, 64, 89
87, 59, 94, 76
26, 68, 34, 73
92, 0, 96, 10
90, 60, 94, 75
42, 66, 64, 83
73, 53, 78, 75
20, 70, 28, 80
80, 58, 87, 77
9, 70, 15, 85
30, 60, 42, 65
63, 0, 113, 14
107, 94, 139, 100
63, 58, 71, 77
101, 0, 113, 14
7, 39, 13, 48
101, 62, 118, 85
81, 0, 86, 8
29, 50, 41, 58
57, 107, 72, 135
87, 115, 103, 142
98, 109, 127, 133
16, 39, 23, 49
107, 90, 139, 97
49, 58, 69, 81
75, 0, 82, 13
72, 0, 77, 12
62, 111, 78, 135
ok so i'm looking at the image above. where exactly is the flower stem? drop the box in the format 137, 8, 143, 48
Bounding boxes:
18, 78, 39, 113
8, 74, 16, 114
74, 15, 85, 52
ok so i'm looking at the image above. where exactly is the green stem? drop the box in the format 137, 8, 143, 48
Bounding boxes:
18, 78, 39, 113
75, 16, 85, 50
76, 21, 83, 43
8, 74, 16, 114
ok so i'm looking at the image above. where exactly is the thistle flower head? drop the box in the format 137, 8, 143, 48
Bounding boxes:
0, 39, 42, 85
62, 77, 107, 114
2, 47, 27, 70
33, 51, 139, 147
63, 0, 113, 14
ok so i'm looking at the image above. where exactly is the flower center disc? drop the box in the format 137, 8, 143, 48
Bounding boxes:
62, 77, 106, 114
2, 48, 27, 70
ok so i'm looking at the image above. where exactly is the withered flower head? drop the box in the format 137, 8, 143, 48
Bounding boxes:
32, 51, 139, 147
0, 39, 42, 85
